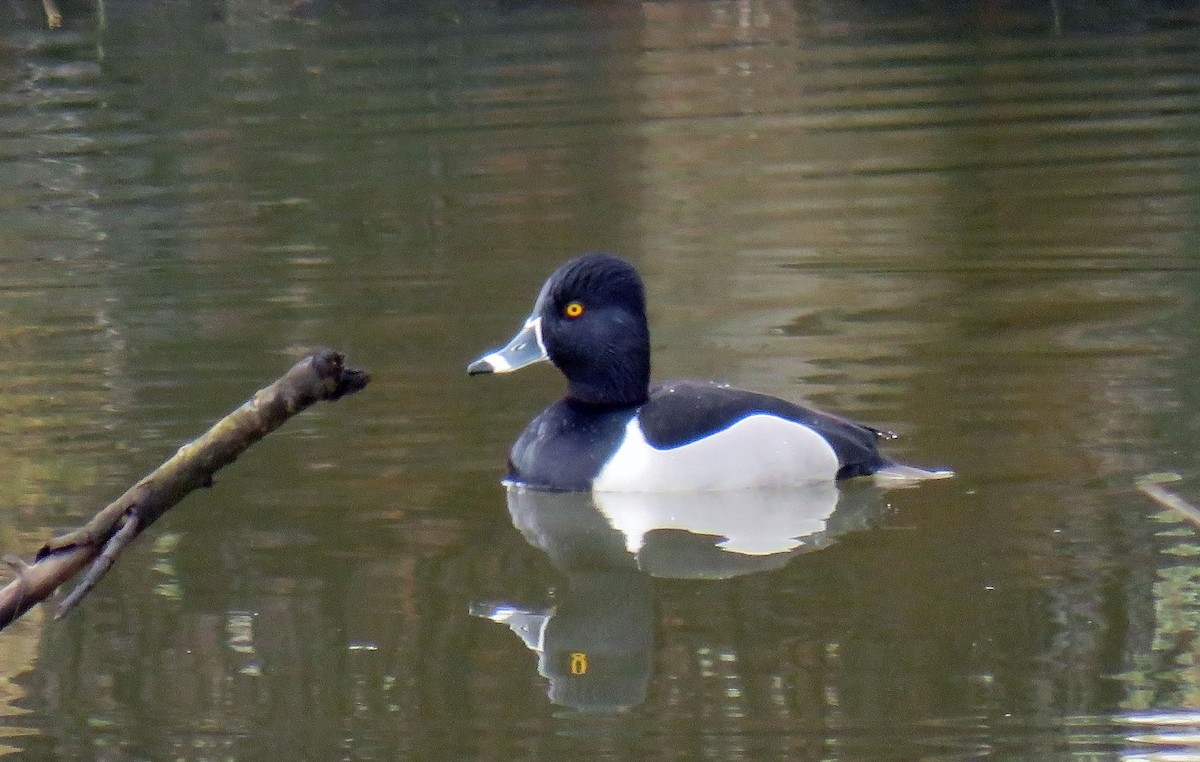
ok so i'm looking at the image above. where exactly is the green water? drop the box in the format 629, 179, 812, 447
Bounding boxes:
2, 2, 1200, 759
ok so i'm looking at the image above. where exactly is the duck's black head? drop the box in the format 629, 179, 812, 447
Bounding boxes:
468, 252, 651, 407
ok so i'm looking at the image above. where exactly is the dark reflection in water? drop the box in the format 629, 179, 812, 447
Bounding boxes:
1, 0, 1200, 759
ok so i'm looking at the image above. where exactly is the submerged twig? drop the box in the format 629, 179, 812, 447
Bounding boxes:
41, 0, 62, 28
1136, 473, 1200, 530
0, 349, 369, 631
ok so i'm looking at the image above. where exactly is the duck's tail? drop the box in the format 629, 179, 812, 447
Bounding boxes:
873, 463, 954, 486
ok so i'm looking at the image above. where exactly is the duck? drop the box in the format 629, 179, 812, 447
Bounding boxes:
467, 252, 951, 492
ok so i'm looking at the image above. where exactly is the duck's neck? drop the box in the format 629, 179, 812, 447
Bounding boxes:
565, 354, 650, 408
566, 384, 648, 408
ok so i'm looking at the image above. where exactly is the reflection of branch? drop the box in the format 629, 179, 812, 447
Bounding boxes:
0, 349, 370, 631
41, 0, 62, 29
1136, 473, 1200, 529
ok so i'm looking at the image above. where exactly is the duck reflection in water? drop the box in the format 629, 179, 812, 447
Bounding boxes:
470, 482, 885, 714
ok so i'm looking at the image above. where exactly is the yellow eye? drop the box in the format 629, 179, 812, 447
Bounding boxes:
564, 301, 584, 318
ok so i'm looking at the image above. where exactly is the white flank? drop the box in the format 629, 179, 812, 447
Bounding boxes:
592, 414, 840, 492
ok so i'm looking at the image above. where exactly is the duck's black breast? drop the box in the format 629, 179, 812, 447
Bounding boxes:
640, 381, 891, 479
507, 399, 636, 491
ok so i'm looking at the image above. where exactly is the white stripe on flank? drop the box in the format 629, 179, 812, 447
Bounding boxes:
592, 414, 840, 492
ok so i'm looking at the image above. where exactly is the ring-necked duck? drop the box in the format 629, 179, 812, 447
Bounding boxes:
468, 252, 951, 492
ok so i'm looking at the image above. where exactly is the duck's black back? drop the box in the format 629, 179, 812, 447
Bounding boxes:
640, 381, 891, 479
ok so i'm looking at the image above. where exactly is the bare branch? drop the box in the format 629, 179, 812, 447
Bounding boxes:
55, 511, 140, 620
0, 349, 369, 631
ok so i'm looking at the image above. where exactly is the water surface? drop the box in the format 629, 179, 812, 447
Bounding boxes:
2, 2, 1200, 759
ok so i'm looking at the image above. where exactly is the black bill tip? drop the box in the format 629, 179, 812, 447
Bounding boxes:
467, 358, 495, 376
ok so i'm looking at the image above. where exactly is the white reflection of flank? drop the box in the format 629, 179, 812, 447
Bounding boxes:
593, 483, 839, 556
